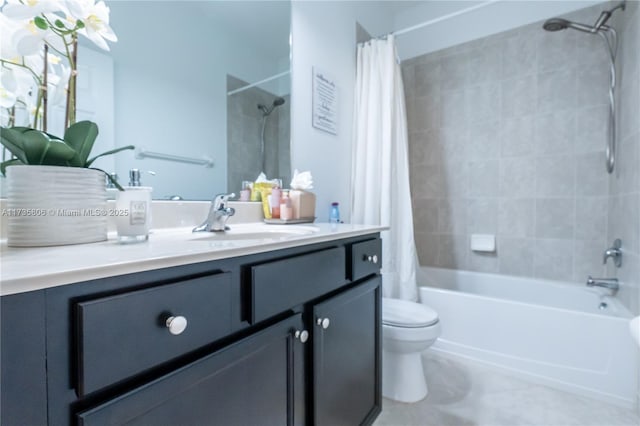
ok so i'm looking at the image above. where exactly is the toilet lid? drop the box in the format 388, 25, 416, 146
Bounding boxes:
382, 298, 438, 328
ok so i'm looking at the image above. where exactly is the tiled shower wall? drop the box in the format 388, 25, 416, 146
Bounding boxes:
608, 1, 640, 315
227, 76, 291, 193
404, 4, 622, 285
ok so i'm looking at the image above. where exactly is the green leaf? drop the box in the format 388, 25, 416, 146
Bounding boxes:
76, 19, 85, 29
34, 16, 48, 30
85, 145, 135, 167
0, 159, 24, 176
54, 19, 65, 28
0, 127, 28, 163
21, 130, 50, 164
64, 121, 99, 167
42, 139, 77, 165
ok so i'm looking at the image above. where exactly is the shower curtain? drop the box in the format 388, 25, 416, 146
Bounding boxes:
351, 35, 418, 301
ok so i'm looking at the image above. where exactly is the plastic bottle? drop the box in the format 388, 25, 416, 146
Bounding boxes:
280, 191, 293, 220
329, 202, 340, 224
271, 187, 282, 219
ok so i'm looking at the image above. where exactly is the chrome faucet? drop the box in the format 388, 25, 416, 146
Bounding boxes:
603, 239, 622, 267
193, 193, 236, 232
586, 276, 619, 292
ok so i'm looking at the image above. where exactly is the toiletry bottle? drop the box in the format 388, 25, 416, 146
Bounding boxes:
105, 172, 119, 200
271, 187, 282, 219
240, 181, 252, 201
116, 169, 153, 243
329, 202, 340, 224
280, 191, 293, 221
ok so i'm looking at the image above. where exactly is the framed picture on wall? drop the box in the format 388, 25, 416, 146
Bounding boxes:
312, 67, 338, 135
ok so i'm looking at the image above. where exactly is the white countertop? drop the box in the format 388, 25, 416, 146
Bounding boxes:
0, 223, 385, 296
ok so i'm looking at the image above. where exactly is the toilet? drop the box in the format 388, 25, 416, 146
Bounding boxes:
382, 297, 441, 403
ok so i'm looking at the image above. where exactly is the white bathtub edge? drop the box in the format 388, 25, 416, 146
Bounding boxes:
429, 345, 636, 410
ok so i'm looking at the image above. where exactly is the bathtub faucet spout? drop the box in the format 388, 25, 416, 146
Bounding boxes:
586, 276, 619, 292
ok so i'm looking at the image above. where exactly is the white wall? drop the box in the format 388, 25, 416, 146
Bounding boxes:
290, 1, 393, 222
392, 0, 604, 60
290, 1, 355, 222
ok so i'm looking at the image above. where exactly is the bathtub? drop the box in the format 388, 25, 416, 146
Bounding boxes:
418, 267, 639, 408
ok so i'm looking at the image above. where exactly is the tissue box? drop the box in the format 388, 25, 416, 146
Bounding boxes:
289, 190, 316, 219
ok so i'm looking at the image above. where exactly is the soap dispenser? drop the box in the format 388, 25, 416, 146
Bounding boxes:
115, 169, 153, 243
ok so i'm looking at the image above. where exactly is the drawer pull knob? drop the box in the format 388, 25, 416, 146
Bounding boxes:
294, 329, 309, 343
316, 317, 331, 329
363, 254, 378, 264
166, 315, 188, 335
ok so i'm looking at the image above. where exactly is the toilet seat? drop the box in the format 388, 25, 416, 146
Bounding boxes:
383, 298, 438, 328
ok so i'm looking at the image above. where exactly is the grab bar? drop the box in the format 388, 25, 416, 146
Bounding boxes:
135, 147, 214, 168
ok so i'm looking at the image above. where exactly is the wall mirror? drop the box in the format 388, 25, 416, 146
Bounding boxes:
99, 1, 291, 200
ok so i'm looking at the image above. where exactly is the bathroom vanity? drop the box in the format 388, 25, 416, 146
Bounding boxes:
1, 224, 383, 425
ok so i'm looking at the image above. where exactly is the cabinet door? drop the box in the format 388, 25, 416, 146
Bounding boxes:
312, 277, 382, 426
77, 314, 306, 426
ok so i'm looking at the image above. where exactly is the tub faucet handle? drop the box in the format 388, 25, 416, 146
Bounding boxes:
603, 239, 622, 267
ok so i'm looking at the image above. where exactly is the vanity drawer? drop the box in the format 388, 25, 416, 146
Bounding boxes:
250, 247, 346, 323
76, 272, 232, 396
350, 239, 382, 281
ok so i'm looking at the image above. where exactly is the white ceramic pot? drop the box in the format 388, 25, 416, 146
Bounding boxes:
6, 165, 107, 247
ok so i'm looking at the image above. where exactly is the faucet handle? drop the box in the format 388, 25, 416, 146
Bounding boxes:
213, 192, 236, 209
603, 238, 622, 267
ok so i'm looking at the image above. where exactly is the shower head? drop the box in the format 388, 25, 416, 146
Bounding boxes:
542, 17, 594, 33
543, 1, 625, 34
542, 18, 571, 32
257, 97, 286, 116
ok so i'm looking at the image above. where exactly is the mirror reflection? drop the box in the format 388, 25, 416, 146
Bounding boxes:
105, 1, 291, 200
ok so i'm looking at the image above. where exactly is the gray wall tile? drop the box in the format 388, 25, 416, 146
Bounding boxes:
576, 152, 609, 196
534, 239, 574, 281
501, 75, 536, 119
500, 117, 535, 157
499, 158, 535, 198
535, 198, 575, 239
437, 234, 469, 269
537, 69, 577, 113
404, 3, 637, 293
575, 106, 608, 153
498, 237, 534, 277
467, 198, 499, 234
575, 197, 608, 242
535, 156, 575, 197
534, 111, 575, 156
468, 121, 501, 160
469, 160, 500, 197
573, 240, 606, 283
499, 198, 535, 237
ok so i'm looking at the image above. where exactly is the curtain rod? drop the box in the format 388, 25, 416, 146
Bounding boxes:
387, 0, 502, 38
227, 70, 290, 96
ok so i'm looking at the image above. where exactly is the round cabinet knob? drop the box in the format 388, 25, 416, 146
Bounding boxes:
165, 315, 188, 335
316, 317, 330, 329
363, 254, 379, 264
294, 329, 309, 343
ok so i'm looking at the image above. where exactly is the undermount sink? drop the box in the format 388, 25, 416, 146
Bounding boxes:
190, 224, 318, 242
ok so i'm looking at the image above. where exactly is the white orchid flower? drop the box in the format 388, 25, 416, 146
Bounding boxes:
47, 59, 70, 106
65, 0, 117, 51
2, 0, 65, 20
0, 87, 18, 109
1, 65, 36, 107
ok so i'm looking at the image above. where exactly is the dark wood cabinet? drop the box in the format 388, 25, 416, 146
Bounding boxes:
77, 314, 305, 426
1, 234, 382, 426
312, 277, 382, 426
